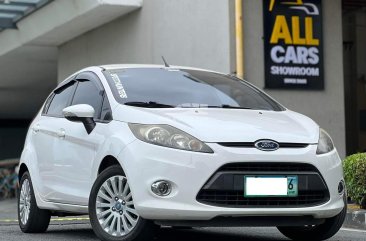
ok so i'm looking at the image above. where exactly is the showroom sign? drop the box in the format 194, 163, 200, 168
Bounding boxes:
263, 0, 323, 89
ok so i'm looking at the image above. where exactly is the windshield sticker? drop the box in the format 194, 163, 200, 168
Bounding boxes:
110, 73, 128, 99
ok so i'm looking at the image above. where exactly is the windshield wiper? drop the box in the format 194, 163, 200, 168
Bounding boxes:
207, 104, 253, 109
124, 101, 174, 108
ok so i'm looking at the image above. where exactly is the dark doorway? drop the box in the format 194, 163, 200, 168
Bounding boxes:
343, 0, 366, 155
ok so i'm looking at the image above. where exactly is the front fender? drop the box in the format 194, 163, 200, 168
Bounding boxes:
91, 121, 137, 183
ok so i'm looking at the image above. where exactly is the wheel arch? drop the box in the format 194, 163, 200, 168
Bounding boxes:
98, 155, 124, 175
18, 163, 29, 181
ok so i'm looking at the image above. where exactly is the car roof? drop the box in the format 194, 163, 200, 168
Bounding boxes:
99, 64, 225, 75
57, 64, 231, 91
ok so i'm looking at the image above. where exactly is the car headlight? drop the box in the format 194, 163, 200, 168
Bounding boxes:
128, 123, 214, 153
316, 128, 334, 155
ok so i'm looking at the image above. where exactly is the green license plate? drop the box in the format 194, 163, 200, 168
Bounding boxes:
244, 176, 298, 197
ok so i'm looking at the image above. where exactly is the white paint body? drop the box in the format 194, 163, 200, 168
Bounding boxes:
20, 65, 345, 221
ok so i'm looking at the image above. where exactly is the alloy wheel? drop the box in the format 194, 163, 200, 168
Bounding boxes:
96, 175, 139, 237
19, 179, 31, 225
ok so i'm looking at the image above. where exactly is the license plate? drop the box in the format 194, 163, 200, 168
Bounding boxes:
244, 176, 298, 197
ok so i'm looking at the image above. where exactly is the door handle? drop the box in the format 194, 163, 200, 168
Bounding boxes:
33, 124, 40, 133
57, 129, 66, 139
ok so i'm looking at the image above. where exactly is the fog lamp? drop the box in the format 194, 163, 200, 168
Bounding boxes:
151, 180, 172, 196
338, 180, 345, 195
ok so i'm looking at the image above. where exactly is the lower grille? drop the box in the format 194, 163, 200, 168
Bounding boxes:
196, 162, 330, 208
197, 190, 327, 208
219, 162, 317, 172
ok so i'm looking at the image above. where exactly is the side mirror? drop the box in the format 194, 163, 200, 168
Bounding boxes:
63, 104, 96, 134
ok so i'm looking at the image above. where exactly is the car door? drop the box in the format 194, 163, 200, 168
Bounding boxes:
32, 80, 77, 200
49, 72, 112, 206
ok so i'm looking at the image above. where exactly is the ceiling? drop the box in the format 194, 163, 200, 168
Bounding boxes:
0, 0, 142, 119
0, 0, 52, 30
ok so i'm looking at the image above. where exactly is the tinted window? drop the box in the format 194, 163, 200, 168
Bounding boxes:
47, 82, 76, 116
104, 68, 283, 111
42, 93, 54, 114
71, 80, 103, 119
100, 95, 112, 121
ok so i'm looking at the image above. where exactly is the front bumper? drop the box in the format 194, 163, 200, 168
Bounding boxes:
118, 140, 345, 221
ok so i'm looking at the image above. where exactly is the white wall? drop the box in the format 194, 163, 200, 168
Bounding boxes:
242, 0, 346, 158
58, 0, 232, 80
58, 0, 346, 157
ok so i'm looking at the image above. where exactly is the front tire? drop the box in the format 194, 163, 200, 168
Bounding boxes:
18, 172, 51, 233
277, 197, 347, 241
89, 165, 155, 241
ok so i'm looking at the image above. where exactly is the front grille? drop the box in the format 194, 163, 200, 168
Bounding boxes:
219, 162, 318, 172
196, 162, 330, 208
218, 142, 309, 148
197, 190, 327, 208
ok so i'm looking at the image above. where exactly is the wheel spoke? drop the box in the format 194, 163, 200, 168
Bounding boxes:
118, 177, 123, 195
125, 200, 134, 206
101, 213, 113, 229
21, 184, 26, 199
25, 208, 29, 223
125, 207, 138, 216
124, 212, 137, 226
98, 209, 112, 219
124, 192, 132, 201
21, 208, 25, 224
25, 181, 29, 196
102, 182, 115, 199
110, 177, 118, 196
122, 182, 129, 197
116, 216, 122, 235
96, 201, 111, 208
20, 187, 24, 200
97, 191, 112, 203
122, 215, 131, 234
109, 216, 117, 234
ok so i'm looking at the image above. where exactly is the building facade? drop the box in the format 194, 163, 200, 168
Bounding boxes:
0, 0, 364, 160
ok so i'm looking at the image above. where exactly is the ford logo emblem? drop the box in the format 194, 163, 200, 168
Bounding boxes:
254, 140, 280, 151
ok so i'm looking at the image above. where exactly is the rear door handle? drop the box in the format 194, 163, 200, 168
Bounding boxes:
57, 129, 66, 139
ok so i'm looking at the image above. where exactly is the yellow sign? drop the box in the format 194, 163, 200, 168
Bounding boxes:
270, 16, 319, 46
270, 0, 304, 11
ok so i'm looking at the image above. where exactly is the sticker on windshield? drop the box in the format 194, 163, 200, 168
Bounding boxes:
110, 73, 128, 99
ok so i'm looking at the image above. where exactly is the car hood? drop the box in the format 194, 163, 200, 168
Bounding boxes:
113, 105, 319, 143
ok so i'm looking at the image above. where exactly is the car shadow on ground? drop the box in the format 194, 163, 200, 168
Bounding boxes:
155, 228, 284, 241
44, 226, 285, 241
45, 228, 97, 240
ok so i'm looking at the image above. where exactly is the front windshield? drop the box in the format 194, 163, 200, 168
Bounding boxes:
103, 68, 284, 111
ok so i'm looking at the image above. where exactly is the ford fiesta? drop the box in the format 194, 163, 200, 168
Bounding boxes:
18, 65, 346, 241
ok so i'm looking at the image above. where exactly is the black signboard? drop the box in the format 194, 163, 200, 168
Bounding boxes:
263, 0, 323, 89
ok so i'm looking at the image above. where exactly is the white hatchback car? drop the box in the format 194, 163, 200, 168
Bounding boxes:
18, 65, 346, 241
